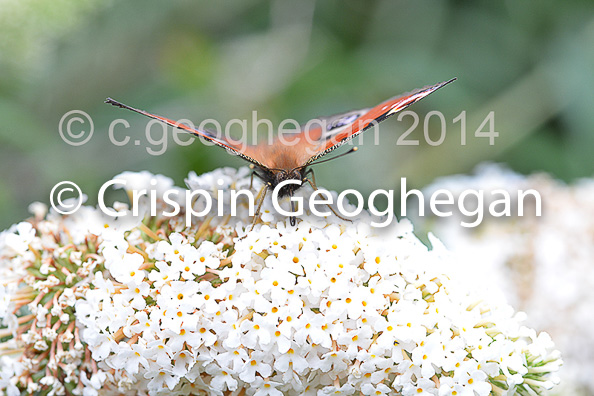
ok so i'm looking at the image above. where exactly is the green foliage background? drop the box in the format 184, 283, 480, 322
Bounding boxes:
1, 0, 593, 228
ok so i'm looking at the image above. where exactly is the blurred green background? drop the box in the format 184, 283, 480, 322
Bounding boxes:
1, 0, 593, 229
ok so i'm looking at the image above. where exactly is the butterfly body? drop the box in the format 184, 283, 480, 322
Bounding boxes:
255, 167, 305, 197
106, 78, 455, 227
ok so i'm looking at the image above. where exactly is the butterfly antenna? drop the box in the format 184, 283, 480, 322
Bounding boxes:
303, 147, 359, 169
105, 98, 155, 117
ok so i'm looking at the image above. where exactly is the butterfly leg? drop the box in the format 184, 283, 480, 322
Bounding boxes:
247, 184, 269, 232
249, 171, 256, 190
303, 175, 352, 223
248, 165, 261, 191
304, 168, 318, 186
289, 195, 297, 226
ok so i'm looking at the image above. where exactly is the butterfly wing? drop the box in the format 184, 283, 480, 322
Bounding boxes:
303, 78, 456, 164
105, 98, 268, 168
105, 78, 455, 171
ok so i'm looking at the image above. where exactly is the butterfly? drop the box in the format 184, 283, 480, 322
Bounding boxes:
106, 78, 455, 227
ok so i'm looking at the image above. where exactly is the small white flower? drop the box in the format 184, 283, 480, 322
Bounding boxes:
145, 369, 179, 392
28, 202, 48, 220
250, 377, 284, 396
108, 252, 146, 285
109, 342, 150, 376
274, 345, 309, 375
205, 363, 238, 392
3, 222, 36, 255
120, 281, 150, 310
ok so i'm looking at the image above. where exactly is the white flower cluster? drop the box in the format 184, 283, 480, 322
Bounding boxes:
1, 167, 561, 395
0, 206, 104, 395
415, 163, 594, 395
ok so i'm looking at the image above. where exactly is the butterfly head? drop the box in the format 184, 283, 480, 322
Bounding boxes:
268, 168, 305, 198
